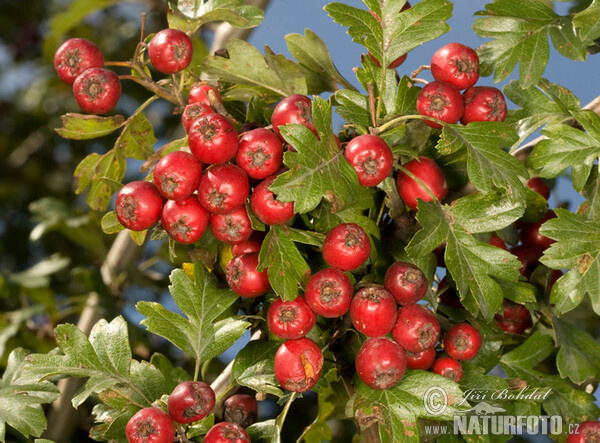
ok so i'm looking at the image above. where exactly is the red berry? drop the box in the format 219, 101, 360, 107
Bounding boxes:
406, 347, 436, 370
167, 381, 215, 424
392, 304, 440, 353
520, 210, 556, 249
161, 196, 210, 244
181, 103, 214, 133
249, 174, 295, 225
355, 337, 407, 389
396, 157, 448, 210
115, 181, 164, 231
148, 29, 192, 74
431, 356, 463, 383
210, 206, 253, 244
430, 42, 479, 90
271, 94, 316, 139
489, 233, 507, 250
304, 268, 353, 318
383, 261, 428, 305
236, 128, 284, 180
125, 407, 175, 443
267, 296, 317, 339
72, 67, 121, 114
231, 232, 265, 256
350, 286, 397, 337
223, 394, 258, 428
197, 164, 249, 214
344, 134, 393, 187
416, 80, 464, 128
567, 420, 600, 443
54, 38, 104, 85
548, 269, 563, 294
510, 244, 543, 277
527, 177, 550, 200
437, 278, 464, 310
189, 82, 222, 107
274, 338, 323, 392
461, 86, 507, 125
322, 223, 371, 271
188, 113, 239, 165
443, 323, 482, 361
153, 151, 202, 201
204, 422, 251, 443
225, 252, 270, 298
494, 299, 532, 334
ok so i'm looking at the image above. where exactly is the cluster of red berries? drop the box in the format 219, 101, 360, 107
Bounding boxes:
417, 42, 508, 128
126, 380, 258, 443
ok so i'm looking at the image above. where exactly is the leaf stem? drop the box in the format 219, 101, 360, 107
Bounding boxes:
367, 82, 377, 128
371, 114, 431, 135
276, 391, 298, 430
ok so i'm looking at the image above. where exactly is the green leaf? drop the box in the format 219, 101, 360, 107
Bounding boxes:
573, 0, 600, 46
0, 348, 59, 441
449, 191, 524, 234
437, 123, 526, 202
553, 316, 600, 384
138, 265, 249, 368
74, 149, 126, 211
246, 419, 280, 442
270, 97, 373, 214
312, 203, 380, 240
90, 403, 135, 443
353, 370, 467, 442
129, 229, 147, 246
540, 209, 600, 314
581, 167, 600, 219
232, 340, 282, 397
334, 89, 371, 129
168, 0, 263, 33
55, 113, 126, 140
114, 112, 156, 161
101, 211, 125, 234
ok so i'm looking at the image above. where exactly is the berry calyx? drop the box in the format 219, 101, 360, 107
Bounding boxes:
383, 261, 428, 305
188, 113, 239, 165
322, 223, 371, 271
249, 174, 295, 225
344, 134, 393, 187
153, 151, 202, 201
350, 286, 397, 337
148, 29, 193, 74
181, 103, 214, 133
267, 296, 317, 339
274, 337, 323, 392
203, 422, 251, 443
304, 267, 353, 318
355, 337, 407, 389
392, 304, 440, 353
461, 86, 507, 124
115, 181, 164, 231
210, 206, 253, 244
406, 347, 436, 370
72, 67, 121, 114
197, 163, 249, 214
54, 38, 104, 85
416, 80, 464, 128
225, 252, 270, 298
443, 323, 482, 361
431, 356, 463, 383
431, 42, 479, 90
188, 82, 222, 107
167, 381, 215, 424
125, 407, 175, 443
236, 128, 284, 180
161, 196, 210, 244
271, 94, 317, 139
396, 157, 448, 210
223, 394, 258, 428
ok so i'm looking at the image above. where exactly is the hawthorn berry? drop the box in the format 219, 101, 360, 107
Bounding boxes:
73, 67, 121, 114
567, 420, 600, 443
443, 323, 482, 361
355, 337, 407, 389
210, 206, 253, 244
161, 196, 210, 244
125, 407, 175, 443
225, 252, 270, 298
510, 244, 543, 277
350, 286, 397, 337
396, 157, 448, 210
249, 174, 295, 225
461, 86, 507, 125
304, 267, 353, 318
430, 42, 479, 90
322, 223, 371, 271
236, 128, 284, 180
153, 151, 202, 201
271, 94, 316, 139
431, 356, 463, 383
527, 177, 550, 200
274, 337, 323, 392
406, 347, 436, 371
267, 296, 317, 339
197, 163, 249, 214
115, 181, 164, 231
54, 38, 104, 85
189, 81, 222, 107
495, 299, 532, 334
231, 232, 265, 256
148, 29, 192, 74
520, 210, 556, 249
223, 394, 258, 428
344, 134, 393, 187
188, 113, 239, 165
392, 304, 440, 353
383, 261, 428, 305
181, 103, 214, 133
489, 233, 507, 250
437, 278, 464, 310
416, 80, 464, 128
203, 422, 251, 443
167, 381, 215, 424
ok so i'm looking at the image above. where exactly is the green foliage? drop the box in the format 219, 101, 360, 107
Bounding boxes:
232, 340, 282, 397
168, 0, 264, 33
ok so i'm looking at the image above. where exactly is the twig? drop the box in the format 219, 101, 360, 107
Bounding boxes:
410, 64, 430, 80
367, 82, 377, 129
